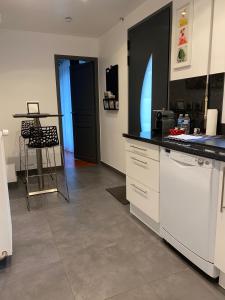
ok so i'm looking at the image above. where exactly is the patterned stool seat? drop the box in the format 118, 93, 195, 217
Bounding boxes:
21, 120, 35, 139
28, 126, 59, 148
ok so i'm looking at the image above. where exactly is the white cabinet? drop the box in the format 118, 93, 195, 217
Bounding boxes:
125, 138, 160, 233
127, 176, 159, 223
215, 162, 225, 287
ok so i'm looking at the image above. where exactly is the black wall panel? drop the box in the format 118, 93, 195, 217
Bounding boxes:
128, 4, 172, 135
169, 73, 225, 133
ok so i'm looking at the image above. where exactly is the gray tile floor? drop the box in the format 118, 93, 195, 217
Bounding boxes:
1, 164, 225, 300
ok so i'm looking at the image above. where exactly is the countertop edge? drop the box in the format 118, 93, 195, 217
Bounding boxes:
123, 133, 225, 162
122, 133, 161, 145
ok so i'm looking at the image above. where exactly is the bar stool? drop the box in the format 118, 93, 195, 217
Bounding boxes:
25, 126, 70, 210
19, 120, 36, 177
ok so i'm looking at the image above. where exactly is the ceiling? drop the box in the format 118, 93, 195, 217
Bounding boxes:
0, 0, 146, 37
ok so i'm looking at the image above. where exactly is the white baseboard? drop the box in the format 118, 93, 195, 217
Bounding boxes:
130, 204, 160, 236
219, 272, 225, 289
7, 164, 17, 183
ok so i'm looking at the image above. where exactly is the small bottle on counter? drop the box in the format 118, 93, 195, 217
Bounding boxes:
177, 114, 184, 129
182, 114, 190, 134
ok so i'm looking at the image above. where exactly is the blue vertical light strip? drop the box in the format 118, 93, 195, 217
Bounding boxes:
140, 55, 153, 135
59, 60, 74, 153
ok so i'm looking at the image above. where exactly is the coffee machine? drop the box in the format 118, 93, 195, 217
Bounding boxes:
152, 110, 175, 136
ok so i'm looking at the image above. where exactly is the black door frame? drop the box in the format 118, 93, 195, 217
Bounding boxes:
54, 54, 100, 163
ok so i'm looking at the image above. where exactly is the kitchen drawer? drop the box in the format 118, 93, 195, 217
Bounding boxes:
127, 176, 159, 223
126, 151, 159, 192
125, 139, 159, 161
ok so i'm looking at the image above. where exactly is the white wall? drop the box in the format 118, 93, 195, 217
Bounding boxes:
99, 0, 225, 173
98, 22, 128, 173
0, 29, 98, 169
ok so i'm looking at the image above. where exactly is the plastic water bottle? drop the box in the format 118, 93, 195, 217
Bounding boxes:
177, 114, 184, 129
183, 114, 190, 134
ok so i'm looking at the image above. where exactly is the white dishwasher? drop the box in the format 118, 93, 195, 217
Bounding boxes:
160, 147, 220, 278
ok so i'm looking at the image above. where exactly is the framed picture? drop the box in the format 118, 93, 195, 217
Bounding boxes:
109, 100, 115, 110
103, 99, 109, 110
27, 102, 40, 114
174, 1, 193, 69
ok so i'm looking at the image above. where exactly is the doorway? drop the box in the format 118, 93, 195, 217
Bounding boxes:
54, 55, 100, 167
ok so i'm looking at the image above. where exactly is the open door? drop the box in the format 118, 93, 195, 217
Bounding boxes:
70, 61, 98, 163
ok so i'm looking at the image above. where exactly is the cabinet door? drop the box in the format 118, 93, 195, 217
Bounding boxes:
126, 151, 159, 192
215, 162, 225, 272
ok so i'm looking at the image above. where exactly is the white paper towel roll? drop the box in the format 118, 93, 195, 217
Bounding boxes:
206, 109, 218, 136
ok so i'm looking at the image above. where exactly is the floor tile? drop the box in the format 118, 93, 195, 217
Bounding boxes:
108, 269, 225, 300
62, 244, 146, 300
128, 239, 189, 283
107, 282, 161, 300
149, 268, 225, 300
0, 262, 74, 300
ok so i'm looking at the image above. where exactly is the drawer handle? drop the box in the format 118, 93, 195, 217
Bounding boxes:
130, 145, 147, 152
131, 157, 148, 165
131, 183, 147, 194
221, 167, 225, 212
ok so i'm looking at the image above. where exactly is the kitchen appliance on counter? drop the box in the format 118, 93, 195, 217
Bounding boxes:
0, 130, 12, 261
152, 110, 175, 136
160, 148, 220, 277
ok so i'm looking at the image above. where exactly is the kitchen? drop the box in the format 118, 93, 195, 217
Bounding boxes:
123, 0, 225, 290
1, 0, 225, 299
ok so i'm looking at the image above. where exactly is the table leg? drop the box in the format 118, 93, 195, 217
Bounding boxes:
34, 118, 44, 189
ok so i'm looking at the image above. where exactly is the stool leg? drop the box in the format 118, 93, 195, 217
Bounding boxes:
23, 139, 27, 184
19, 136, 22, 173
52, 146, 59, 188
52, 146, 70, 203
46, 148, 54, 181
25, 147, 30, 211
19, 136, 26, 183
60, 145, 70, 202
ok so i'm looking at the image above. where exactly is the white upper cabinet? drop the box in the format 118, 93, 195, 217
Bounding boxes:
210, 0, 225, 75
171, 0, 225, 80
171, 0, 212, 81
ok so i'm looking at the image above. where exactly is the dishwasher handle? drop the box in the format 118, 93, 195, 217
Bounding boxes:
169, 156, 197, 167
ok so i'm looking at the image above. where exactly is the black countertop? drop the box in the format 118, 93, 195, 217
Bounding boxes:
123, 132, 225, 162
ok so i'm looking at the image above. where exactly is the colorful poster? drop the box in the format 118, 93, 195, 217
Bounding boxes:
174, 2, 193, 69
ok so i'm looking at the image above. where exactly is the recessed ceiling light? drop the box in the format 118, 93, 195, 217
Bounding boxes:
65, 16, 72, 22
